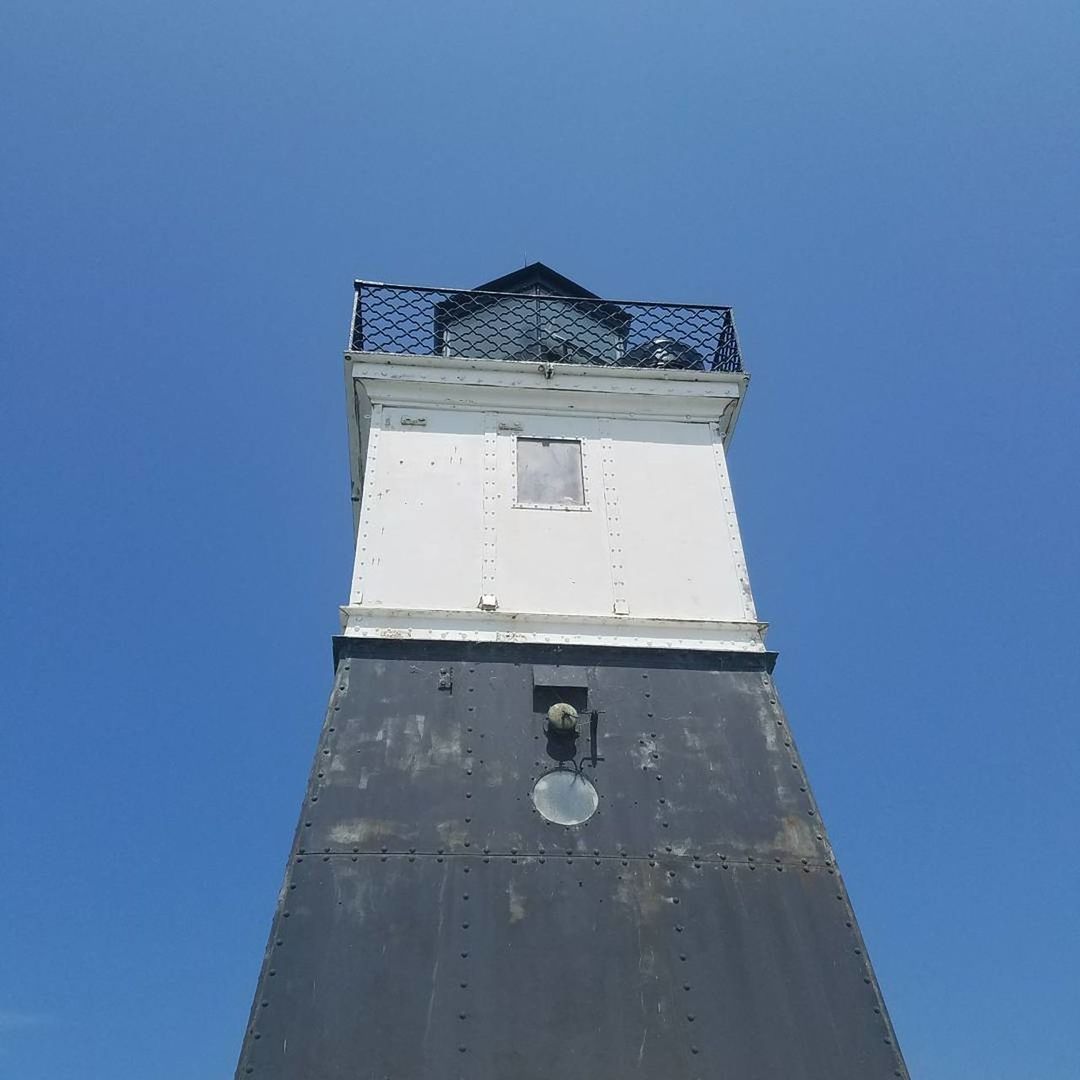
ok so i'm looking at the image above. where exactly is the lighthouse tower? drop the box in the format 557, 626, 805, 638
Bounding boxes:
236, 264, 907, 1079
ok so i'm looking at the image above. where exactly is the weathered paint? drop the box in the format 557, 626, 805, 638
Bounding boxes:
344, 353, 760, 651
236, 640, 907, 1079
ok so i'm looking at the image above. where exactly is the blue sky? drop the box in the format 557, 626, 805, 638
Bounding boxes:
2, 2, 1077, 1077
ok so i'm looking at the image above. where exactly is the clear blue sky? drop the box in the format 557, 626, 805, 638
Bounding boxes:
2, 3, 1077, 1077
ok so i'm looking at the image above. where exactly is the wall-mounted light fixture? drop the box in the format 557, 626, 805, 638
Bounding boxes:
546, 702, 579, 736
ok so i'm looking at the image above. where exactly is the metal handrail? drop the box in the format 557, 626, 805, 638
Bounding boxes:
349, 280, 743, 373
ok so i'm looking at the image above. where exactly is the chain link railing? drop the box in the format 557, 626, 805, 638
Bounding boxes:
350, 281, 743, 372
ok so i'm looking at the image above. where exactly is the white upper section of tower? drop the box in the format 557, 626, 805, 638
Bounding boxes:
341, 351, 764, 652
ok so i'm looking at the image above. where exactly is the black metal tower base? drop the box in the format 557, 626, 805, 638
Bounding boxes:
237, 640, 906, 1079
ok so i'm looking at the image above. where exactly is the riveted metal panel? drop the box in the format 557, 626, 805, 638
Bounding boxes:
302, 642, 826, 865
238, 855, 904, 1080
238, 640, 907, 1079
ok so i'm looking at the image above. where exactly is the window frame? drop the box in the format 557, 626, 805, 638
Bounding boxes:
512, 434, 591, 512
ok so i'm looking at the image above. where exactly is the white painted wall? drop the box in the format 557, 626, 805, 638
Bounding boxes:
344, 353, 762, 651
352, 407, 485, 613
